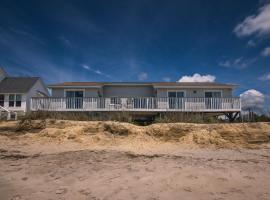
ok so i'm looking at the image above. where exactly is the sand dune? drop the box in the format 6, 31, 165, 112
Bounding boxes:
0, 120, 270, 200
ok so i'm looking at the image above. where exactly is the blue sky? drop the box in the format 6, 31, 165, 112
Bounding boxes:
0, 0, 270, 105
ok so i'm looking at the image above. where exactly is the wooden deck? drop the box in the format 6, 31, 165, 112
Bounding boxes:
31, 97, 241, 112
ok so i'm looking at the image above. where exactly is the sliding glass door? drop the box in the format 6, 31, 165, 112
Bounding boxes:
168, 91, 185, 109
205, 91, 222, 109
66, 91, 84, 109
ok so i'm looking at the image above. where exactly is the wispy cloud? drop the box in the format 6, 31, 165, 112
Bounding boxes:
138, 72, 148, 81
219, 57, 256, 69
162, 77, 171, 82
259, 73, 270, 80
234, 4, 270, 37
178, 73, 216, 82
59, 36, 72, 48
247, 39, 256, 47
261, 47, 270, 56
82, 64, 111, 78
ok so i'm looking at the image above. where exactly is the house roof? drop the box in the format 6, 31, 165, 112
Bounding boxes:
0, 77, 40, 93
48, 82, 238, 89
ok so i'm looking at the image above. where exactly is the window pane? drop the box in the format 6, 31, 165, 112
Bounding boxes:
168, 92, 176, 98
66, 91, 74, 98
9, 101, 14, 107
9, 94, 15, 101
205, 92, 212, 98
0, 101, 3, 107
213, 92, 221, 98
16, 101, 21, 107
16, 94, 22, 101
177, 92, 184, 98
75, 91, 83, 98
0, 95, 4, 101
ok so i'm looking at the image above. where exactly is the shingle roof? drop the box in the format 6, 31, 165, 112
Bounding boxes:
48, 82, 237, 88
0, 77, 40, 93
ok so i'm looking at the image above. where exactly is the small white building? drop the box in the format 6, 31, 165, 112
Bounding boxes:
0, 68, 49, 117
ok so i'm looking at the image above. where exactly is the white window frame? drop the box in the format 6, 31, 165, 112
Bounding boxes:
8, 93, 23, 107
167, 90, 186, 98
204, 90, 223, 98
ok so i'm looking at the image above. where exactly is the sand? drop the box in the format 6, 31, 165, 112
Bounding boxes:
0, 120, 270, 200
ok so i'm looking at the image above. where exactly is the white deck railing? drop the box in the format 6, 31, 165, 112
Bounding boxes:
31, 97, 241, 112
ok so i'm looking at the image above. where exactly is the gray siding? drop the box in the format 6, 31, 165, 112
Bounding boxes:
156, 88, 232, 98
51, 86, 232, 99
51, 88, 64, 97
103, 85, 154, 97
51, 88, 101, 97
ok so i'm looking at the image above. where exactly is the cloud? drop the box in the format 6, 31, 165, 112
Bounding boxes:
178, 73, 216, 82
138, 72, 148, 81
219, 57, 256, 69
82, 64, 111, 78
234, 4, 270, 37
259, 73, 270, 80
261, 47, 270, 56
162, 77, 171, 82
59, 36, 72, 47
240, 89, 265, 110
247, 39, 256, 47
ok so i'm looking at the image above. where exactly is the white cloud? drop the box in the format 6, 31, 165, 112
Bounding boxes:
178, 73, 216, 82
240, 89, 265, 110
82, 64, 90, 70
162, 77, 171, 82
259, 73, 270, 80
138, 72, 148, 81
261, 47, 270, 56
234, 4, 270, 37
82, 64, 111, 78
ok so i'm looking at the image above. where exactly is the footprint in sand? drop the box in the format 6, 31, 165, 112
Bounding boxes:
217, 177, 228, 182
10, 195, 21, 200
243, 176, 255, 180
78, 189, 92, 196
183, 187, 192, 192
186, 174, 198, 179
55, 187, 68, 195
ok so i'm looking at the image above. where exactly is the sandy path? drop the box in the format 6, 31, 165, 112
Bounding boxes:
1, 148, 270, 200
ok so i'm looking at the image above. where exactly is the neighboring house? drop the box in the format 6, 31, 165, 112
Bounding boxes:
31, 81, 241, 120
0, 68, 49, 115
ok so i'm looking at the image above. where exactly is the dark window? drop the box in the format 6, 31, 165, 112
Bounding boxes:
9, 94, 15, 107
65, 91, 84, 109
8, 94, 22, 107
168, 91, 185, 109
15, 94, 22, 107
0, 95, 4, 107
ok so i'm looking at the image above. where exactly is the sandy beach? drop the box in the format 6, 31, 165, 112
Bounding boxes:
1, 120, 270, 200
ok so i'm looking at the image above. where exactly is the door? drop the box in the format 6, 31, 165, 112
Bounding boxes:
66, 91, 84, 109
205, 91, 222, 109
168, 91, 185, 109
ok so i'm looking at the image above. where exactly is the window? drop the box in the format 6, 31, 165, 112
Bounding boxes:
0, 95, 4, 107
9, 94, 22, 107
205, 91, 222, 98
65, 90, 84, 109
16, 94, 22, 107
168, 91, 185, 109
9, 94, 15, 107
168, 91, 185, 98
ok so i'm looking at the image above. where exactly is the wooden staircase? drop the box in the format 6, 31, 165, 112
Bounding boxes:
0, 106, 17, 120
